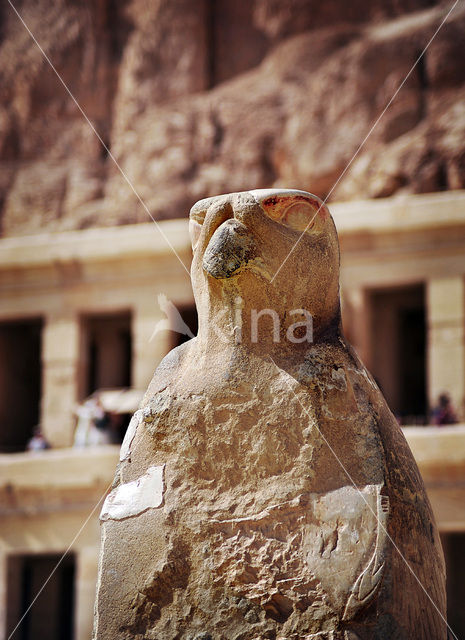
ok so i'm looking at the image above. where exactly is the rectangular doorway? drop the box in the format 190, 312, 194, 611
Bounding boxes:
0, 318, 43, 452
6, 553, 75, 640
79, 311, 132, 399
440, 532, 465, 638
369, 284, 426, 424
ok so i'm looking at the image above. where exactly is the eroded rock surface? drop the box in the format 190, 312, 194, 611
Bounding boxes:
1, 1, 465, 236
94, 190, 446, 639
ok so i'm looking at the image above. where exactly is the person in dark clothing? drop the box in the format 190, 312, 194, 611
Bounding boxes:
432, 392, 458, 426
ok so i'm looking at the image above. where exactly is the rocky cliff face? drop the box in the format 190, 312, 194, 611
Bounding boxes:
1, 0, 464, 236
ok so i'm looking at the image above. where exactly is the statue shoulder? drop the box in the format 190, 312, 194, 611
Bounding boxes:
142, 339, 194, 401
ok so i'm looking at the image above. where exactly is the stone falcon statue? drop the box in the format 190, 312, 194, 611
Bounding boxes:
94, 190, 447, 639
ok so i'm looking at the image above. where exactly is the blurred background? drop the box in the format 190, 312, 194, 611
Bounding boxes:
0, 0, 465, 638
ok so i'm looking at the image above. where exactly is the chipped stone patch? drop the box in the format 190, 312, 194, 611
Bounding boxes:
100, 465, 165, 521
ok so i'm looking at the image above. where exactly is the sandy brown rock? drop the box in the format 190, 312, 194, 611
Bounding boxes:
1, 1, 465, 236
94, 190, 446, 639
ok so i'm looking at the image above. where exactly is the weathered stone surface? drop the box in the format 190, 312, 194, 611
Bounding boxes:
1, 1, 465, 236
94, 190, 446, 639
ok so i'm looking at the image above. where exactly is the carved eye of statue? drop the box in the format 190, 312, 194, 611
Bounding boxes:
257, 193, 327, 234
282, 201, 316, 233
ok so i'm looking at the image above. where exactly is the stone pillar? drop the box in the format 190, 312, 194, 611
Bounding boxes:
75, 546, 99, 640
132, 307, 173, 391
0, 551, 7, 640
427, 277, 465, 420
341, 287, 372, 368
41, 314, 80, 447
